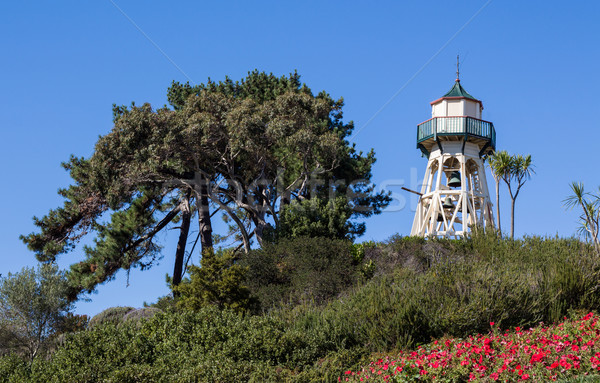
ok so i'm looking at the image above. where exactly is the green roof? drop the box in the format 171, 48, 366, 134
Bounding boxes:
442, 80, 478, 101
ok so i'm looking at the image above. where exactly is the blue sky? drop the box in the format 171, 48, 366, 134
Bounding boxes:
1, 1, 598, 317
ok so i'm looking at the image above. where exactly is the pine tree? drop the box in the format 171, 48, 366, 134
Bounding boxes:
21, 70, 390, 300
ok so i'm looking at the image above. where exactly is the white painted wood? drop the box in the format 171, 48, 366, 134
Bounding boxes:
410, 142, 495, 238
431, 96, 482, 119
411, 84, 495, 238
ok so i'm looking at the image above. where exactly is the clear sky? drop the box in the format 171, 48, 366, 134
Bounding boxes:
1, 1, 598, 317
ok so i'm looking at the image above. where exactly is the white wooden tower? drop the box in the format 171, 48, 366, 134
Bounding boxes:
410, 72, 495, 238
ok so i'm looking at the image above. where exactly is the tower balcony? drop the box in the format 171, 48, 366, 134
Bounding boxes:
416, 116, 495, 157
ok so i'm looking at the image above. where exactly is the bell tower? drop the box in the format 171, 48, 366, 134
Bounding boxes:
410, 71, 495, 238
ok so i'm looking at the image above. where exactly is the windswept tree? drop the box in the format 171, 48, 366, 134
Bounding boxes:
169, 72, 390, 248
21, 105, 204, 298
21, 71, 390, 301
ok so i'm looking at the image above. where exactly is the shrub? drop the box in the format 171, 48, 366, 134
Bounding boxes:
54, 313, 89, 334
122, 307, 162, 325
241, 236, 357, 311
0, 353, 30, 383
144, 294, 177, 312
14, 307, 359, 382
175, 249, 255, 313
268, 196, 364, 241
285, 231, 600, 353
87, 306, 135, 329
3, 232, 600, 382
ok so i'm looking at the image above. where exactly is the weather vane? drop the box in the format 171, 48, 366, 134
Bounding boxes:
456, 54, 460, 82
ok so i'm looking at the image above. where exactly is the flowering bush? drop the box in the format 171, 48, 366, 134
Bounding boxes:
341, 312, 600, 382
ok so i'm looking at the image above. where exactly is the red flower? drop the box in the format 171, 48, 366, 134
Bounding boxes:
547, 362, 559, 369
571, 344, 579, 352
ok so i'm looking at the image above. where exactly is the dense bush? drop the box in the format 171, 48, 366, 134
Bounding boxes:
0, 307, 366, 382
2, 233, 600, 382
268, 196, 364, 241
144, 294, 177, 312
241, 236, 358, 311
175, 249, 255, 313
286, 232, 600, 353
122, 307, 162, 324
0, 353, 30, 383
87, 306, 135, 329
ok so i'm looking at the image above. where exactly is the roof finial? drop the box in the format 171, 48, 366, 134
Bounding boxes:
456, 54, 460, 82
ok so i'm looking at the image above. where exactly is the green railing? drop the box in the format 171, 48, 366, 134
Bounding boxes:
417, 116, 495, 148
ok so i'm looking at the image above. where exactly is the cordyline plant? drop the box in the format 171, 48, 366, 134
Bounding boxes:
487, 150, 511, 232
488, 151, 534, 239
564, 182, 600, 254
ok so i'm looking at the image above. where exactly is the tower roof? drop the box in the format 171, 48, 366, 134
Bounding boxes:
442, 80, 477, 100
430, 80, 482, 106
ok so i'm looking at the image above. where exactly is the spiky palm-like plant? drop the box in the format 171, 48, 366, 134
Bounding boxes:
503, 154, 534, 239
487, 150, 512, 233
564, 182, 600, 253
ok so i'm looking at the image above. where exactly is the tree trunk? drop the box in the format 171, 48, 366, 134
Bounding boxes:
253, 220, 265, 248
495, 179, 501, 233
172, 193, 191, 290
253, 186, 268, 247
198, 181, 213, 253
211, 196, 251, 253
510, 196, 516, 239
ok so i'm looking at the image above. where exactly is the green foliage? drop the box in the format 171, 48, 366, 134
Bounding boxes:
1, 307, 363, 382
144, 294, 177, 312
21, 70, 390, 300
285, 231, 600, 353
175, 249, 254, 313
0, 353, 30, 383
87, 306, 135, 329
0, 264, 72, 361
564, 181, 600, 253
351, 241, 377, 279
558, 377, 600, 383
241, 236, 357, 311
487, 150, 512, 231
269, 196, 364, 241
54, 313, 89, 335
4, 233, 600, 381
122, 307, 162, 325
488, 150, 534, 238
167, 70, 307, 110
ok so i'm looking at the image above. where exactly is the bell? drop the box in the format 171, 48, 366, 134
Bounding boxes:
448, 171, 461, 188
437, 213, 444, 222
442, 196, 454, 209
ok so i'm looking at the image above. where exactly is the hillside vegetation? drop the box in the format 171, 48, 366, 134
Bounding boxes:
2, 232, 599, 382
